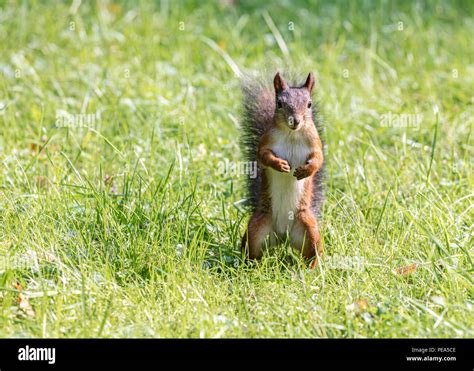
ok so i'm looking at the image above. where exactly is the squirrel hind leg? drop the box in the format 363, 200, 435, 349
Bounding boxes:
291, 211, 323, 268
242, 211, 273, 261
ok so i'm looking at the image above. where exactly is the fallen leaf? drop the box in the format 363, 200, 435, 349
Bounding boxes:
356, 299, 369, 311
35, 176, 48, 188
29, 142, 39, 152
396, 263, 417, 276
346, 298, 369, 314
14, 282, 35, 318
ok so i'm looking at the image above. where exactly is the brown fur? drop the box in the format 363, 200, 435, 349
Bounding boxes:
241, 72, 324, 268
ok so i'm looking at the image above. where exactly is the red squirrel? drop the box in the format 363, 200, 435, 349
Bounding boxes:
240, 71, 325, 268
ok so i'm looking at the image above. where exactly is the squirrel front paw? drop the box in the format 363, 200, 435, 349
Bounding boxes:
275, 159, 291, 173
294, 166, 311, 180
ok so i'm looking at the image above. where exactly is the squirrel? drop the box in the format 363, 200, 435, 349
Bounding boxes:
240, 71, 325, 268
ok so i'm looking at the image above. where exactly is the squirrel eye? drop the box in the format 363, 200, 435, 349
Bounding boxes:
307, 101, 312, 108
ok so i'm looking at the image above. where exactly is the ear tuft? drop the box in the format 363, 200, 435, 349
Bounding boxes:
304, 72, 316, 92
273, 72, 288, 93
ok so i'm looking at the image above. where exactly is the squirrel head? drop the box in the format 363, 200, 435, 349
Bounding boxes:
273, 72, 315, 131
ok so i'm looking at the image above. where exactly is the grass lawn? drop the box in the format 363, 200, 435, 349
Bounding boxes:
0, 0, 472, 338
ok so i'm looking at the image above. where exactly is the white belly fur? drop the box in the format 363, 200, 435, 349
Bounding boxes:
268, 132, 311, 236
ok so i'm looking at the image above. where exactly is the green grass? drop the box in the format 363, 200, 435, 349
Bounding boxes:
0, 0, 472, 338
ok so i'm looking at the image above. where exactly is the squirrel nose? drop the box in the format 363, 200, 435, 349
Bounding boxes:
289, 116, 301, 128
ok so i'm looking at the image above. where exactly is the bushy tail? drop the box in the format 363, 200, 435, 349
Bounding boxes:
240, 75, 275, 210
310, 104, 325, 218
240, 72, 326, 216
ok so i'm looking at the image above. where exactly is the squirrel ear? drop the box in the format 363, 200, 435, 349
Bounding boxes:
274, 72, 288, 93
304, 72, 316, 92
